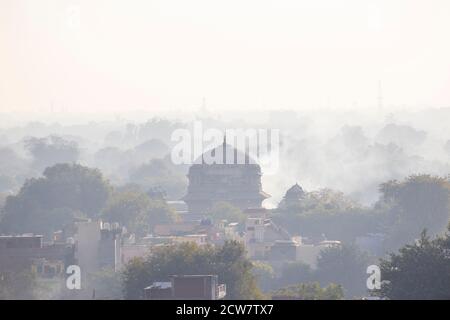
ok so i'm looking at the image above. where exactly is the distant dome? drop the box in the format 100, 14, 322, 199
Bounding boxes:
278, 183, 305, 209
285, 183, 305, 198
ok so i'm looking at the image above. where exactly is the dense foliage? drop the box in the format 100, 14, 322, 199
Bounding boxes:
101, 190, 178, 236
271, 282, 344, 300
377, 226, 450, 299
122, 241, 262, 300
0, 269, 38, 300
0, 163, 112, 236
377, 175, 450, 249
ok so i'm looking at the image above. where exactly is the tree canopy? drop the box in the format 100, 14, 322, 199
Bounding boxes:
316, 244, 372, 298
378, 175, 450, 249
101, 190, 177, 236
271, 282, 344, 300
0, 163, 112, 236
0, 269, 38, 300
377, 226, 450, 299
122, 241, 262, 300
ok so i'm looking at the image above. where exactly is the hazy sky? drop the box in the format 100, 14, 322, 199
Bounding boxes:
1, 0, 450, 114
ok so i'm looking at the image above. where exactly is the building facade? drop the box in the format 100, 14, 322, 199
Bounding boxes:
183, 139, 270, 214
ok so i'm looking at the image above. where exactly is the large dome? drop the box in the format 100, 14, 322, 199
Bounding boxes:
184, 139, 270, 214
193, 140, 257, 165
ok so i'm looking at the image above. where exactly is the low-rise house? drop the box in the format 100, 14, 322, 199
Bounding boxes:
0, 235, 75, 273
244, 216, 291, 259
145, 275, 226, 300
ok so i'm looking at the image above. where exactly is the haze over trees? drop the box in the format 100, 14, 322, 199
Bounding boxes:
0, 163, 112, 236
273, 188, 382, 243
128, 158, 188, 200
1, 112, 450, 299
2, 0, 450, 301
376, 175, 450, 249
0, 147, 30, 193
24, 136, 80, 171
272, 174, 450, 253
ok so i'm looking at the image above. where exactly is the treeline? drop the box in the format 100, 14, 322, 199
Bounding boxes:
0, 119, 188, 200
273, 175, 450, 252
0, 163, 177, 238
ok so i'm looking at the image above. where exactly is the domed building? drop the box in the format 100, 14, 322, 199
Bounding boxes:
278, 183, 305, 209
183, 138, 270, 214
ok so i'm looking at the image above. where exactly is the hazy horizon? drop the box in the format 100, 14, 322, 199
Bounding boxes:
1, 0, 450, 115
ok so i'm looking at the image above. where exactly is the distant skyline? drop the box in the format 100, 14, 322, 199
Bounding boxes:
1, 0, 450, 113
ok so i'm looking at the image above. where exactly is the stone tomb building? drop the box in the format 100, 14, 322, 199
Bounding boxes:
183, 139, 270, 214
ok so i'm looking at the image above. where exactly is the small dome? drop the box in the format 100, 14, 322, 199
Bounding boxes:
278, 183, 305, 209
285, 183, 305, 198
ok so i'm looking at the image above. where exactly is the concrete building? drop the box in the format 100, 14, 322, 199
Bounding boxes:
74, 220, 102, 281
74, 219, 123, 286
144, 282, 172, 299
269, 240, 299, 261
99, 222, 123, 271
222, 222, 241, 242
295, 240, 341, 268
145, 275, 226, 300
152, 218, 234, 245
153, 222, 199, 237
244, 215, 292, 259
142, 234, 208, 247
0, 235, 75, 273
121, 244, 152, 265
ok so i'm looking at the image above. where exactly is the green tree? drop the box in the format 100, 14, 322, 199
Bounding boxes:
316, 244, 371, 298
251, 261, 275, 292
378, 175, 450, 249
273, 188, 382, 243
377, 226, 450, 299
122, 241, 262, 300
271, 282, 344, 300
0, 163, 112, 236
278, 262, 313, 288
273, 207, 382, 244
0, 269, 38, 300
102, 190, 177, 236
